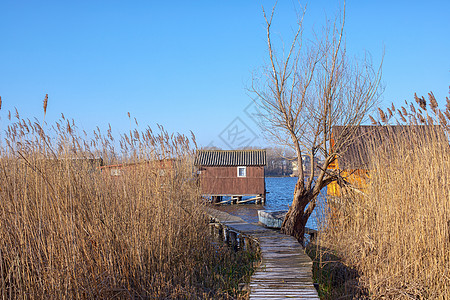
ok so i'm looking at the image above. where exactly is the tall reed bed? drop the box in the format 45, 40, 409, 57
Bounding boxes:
0, 110, 254, 299
317, 92, 450, 299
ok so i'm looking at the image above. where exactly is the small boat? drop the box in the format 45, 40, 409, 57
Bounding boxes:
257, 210, 288, 228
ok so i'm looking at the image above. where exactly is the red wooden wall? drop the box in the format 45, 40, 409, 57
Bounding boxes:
199, 166, 265, 195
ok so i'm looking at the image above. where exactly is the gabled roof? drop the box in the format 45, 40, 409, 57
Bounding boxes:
194, 149, 266, 166
333, 125, 447, 170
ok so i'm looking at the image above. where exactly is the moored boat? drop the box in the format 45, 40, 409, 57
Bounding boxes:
257, 210, 288, 228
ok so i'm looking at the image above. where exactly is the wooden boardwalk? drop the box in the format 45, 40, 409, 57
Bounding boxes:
207, 208, 319, 299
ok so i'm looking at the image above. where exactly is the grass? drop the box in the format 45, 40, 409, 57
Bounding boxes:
0, 111, 257, 299
315, 92, 450, 299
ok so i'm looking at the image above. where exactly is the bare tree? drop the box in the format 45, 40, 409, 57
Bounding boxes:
250, 3, 383, 244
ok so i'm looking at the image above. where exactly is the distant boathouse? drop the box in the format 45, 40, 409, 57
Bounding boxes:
327, 125, 447, 196
194, 149, 266, 204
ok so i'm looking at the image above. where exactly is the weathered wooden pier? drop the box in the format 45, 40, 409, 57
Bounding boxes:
207, 208, 319, 299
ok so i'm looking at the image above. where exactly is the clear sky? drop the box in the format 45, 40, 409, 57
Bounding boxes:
1, 0, 449, 149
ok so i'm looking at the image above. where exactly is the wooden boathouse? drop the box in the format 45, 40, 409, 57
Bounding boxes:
327, 125, 447, 196
194, 149, 266, 204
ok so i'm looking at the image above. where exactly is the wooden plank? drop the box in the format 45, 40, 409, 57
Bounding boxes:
216, 198, 233, 205
207, 208, 319, 299
237, 196, 261, 204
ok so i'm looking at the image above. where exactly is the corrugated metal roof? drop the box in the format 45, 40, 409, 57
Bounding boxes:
194, 150, 266, 166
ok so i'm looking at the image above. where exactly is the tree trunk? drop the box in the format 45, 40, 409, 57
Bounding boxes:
280, 185, 310, 245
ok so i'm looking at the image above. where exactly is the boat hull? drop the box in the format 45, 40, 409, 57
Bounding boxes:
257, 210, 287, 228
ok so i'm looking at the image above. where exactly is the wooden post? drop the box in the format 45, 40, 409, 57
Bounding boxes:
229, 231, 238, 251
212, 196, 220, 204
244, 237, 250, 251
247, 237, 256, 252
216, 223, 223, 241
239, 234, 245, 250
224, 227, 229, 243
209, 222, 215, 237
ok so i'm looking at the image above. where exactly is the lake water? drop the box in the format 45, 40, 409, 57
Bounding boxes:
215, 177, 326, 230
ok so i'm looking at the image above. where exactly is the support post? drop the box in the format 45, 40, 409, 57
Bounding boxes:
217, 223, 224, 241
224, 227, 229, 243
239, 234, 245, 250
229, 231, 238, 251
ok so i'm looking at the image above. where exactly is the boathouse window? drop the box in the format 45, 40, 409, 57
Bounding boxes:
237, 166, 246, 177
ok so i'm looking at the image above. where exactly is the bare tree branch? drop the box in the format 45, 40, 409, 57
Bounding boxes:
249, 1, 383, 244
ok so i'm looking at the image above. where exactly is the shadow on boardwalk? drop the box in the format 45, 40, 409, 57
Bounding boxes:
207, 207, 319, 299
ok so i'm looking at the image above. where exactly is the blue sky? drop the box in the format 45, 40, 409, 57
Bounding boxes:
1, 0, 449, 149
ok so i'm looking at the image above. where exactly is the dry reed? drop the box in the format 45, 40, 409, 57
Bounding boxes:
316, 91, 450, 299
0, 110, 255, 299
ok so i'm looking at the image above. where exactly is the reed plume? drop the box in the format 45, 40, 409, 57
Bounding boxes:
414, 93, 427, 110
386, 107, 393, 118
377, 108, 387, 123
43, 93, 48, 115
397, 109, 407, 123
401, 106, 408, 116
429, 92, 438, 111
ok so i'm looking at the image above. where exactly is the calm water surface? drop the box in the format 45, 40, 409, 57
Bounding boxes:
215, 177, 326, 230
